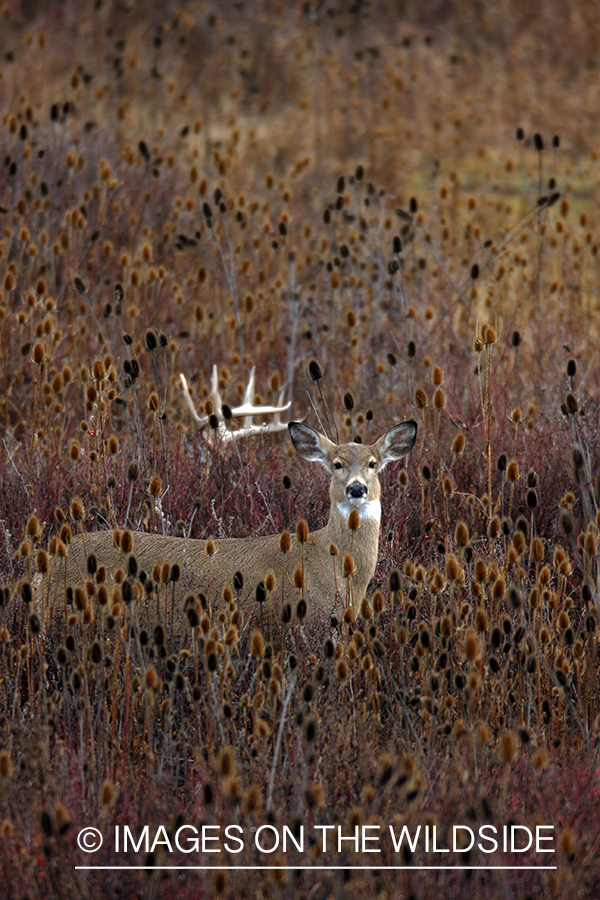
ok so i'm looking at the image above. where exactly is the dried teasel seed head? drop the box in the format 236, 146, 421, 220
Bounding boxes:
343, 554, 355, 578
475, 607, 489, 632
307, 359, 324, 381
148, 473, 162, 496
26, 515, 42, 542
233, 571, 244, 591
70, 496, 85, 522
92, 358, 106, 380
414, 387, 428, 409
451, 432, 465, 455
488, 516, 500, 539
144, 665, 159, 690
455, 521, 469, 548
343, 608, 355, 626
481, 324, 497, 344
584, 529, 597, 557
296, 518, 309, 544
126, 461, 140, 482
360, 596, 373, 620
433, 388, 446, 410
279, 531, 291, 553
492, 577, 506, 604
474, 558, 487, 582
388, 569, 401, 593
120, 529, 133, 554
187, 606, 200, 628
512, 530, 526, 556
347, 508, 360, 531
531, 537, 545, 562
32, 342, 47, 364
335, 658, 348, 680
506, 460, 520, 482
264, 571, 276, 593
281, 602, 292, 624
564, 392, 579, 414
100, 779, 115, 806
526, 488, 538, 509
445, 553, 460, 581
250, 630, 264, 657
558, 508, 574, 537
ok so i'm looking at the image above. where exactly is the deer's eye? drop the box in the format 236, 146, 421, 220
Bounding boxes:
333, 461, 343, 470
369, 460, 377, 469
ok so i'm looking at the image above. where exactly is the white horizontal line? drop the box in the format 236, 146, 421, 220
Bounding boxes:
75, 865, 557, 871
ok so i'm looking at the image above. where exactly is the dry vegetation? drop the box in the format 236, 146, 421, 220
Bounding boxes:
1, 0, 600, 897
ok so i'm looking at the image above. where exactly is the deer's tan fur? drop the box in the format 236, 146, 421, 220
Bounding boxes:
46, 421, 416, 640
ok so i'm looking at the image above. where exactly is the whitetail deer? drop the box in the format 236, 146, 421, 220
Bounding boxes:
45, 420, 416, 643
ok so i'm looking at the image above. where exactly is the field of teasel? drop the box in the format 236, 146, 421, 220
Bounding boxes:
1, 1, 600, 897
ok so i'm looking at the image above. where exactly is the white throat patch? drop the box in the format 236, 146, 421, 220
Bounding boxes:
337, 499, 381, 524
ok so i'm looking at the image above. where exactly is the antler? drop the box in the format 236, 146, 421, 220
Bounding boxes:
180, 366, 293, 441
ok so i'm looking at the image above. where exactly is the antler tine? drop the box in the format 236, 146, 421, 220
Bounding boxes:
271, 386, 303, 428
180, 373, 209, 427
242, 367, 256, 406
210, 364, 224, 415
240, 367, 257, 429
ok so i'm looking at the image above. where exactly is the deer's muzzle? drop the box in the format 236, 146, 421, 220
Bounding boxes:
346, 481, 368, 500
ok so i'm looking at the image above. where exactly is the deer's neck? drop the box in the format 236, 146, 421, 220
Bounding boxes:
314, 501, 381, 601
335, 499, 381, 524
321, 501, 382, 566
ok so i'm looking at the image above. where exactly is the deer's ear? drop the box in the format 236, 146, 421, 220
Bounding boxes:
375, 420, 417, 470
288, 422, 336, 471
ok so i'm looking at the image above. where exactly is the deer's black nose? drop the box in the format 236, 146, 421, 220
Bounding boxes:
347, 481, 368, 500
